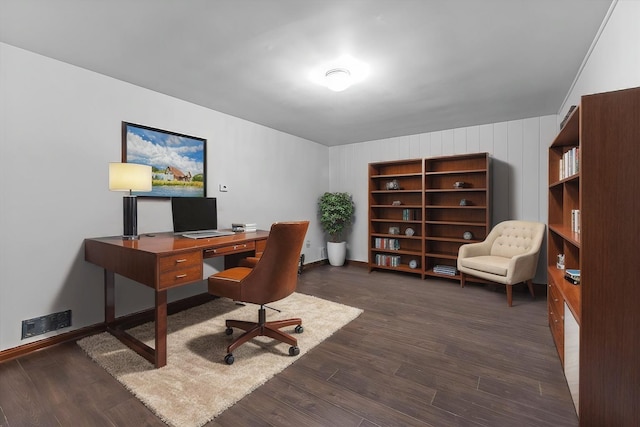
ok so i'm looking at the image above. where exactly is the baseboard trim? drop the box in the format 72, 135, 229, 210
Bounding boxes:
0, 292, 217, 364
0, 324, 104, 364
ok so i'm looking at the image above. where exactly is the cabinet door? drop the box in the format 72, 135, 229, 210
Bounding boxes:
564, 303, 579, 412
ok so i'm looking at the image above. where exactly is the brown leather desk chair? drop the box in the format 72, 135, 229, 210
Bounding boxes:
208, 221, 309, 364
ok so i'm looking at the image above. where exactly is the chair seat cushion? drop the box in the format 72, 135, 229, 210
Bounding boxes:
459, 255, 510, 276
208, 267, 252, 301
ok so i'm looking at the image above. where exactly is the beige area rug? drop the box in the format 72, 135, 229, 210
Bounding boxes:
77, 292, 362, 427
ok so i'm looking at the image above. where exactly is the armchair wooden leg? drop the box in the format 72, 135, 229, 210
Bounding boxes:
506, 284, 513, 307
460, 273, 466, 288
526, 279, 535, 299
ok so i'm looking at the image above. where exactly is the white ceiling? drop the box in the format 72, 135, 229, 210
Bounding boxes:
0, 0, 613, 146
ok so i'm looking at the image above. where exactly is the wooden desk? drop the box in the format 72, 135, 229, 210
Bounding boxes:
84, 230, 268, 367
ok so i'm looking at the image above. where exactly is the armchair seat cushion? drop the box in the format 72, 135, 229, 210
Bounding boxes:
459, 255, 510, 277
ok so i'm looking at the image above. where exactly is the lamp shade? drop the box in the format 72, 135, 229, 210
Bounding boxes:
109, 163, 152, 192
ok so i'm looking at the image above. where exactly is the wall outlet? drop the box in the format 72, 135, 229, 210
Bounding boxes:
306, 240, 311, 248
219, 184, 228, 192
320, 247, 327, 259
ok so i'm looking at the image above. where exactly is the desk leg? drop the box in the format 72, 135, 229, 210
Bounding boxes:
104, 269, 115, 323
155, 290, 168, 368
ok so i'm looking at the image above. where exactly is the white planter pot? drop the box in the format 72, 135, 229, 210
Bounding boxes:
327, 241, 347, 266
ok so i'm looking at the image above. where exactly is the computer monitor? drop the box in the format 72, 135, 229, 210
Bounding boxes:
171, 197, 218, 233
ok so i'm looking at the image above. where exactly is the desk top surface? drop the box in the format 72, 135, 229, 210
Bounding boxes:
85, 230, 269, 254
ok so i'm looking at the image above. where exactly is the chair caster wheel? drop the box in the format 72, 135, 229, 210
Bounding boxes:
289, 346, 300, 356
225, 327, 233, 336
224, 353, 234, 365
294, 325, 304, 333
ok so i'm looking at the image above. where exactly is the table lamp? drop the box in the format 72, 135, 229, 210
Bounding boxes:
109, 162, 152, 240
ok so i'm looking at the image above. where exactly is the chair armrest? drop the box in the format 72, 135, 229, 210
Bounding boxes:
458, 240, 492, 259
505, 250, 541, 284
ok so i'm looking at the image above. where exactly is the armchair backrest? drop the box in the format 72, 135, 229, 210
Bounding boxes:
241, 221, 309, 304
488, 220, 545, 259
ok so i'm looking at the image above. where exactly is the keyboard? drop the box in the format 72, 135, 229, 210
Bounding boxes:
181, 230, 235, 239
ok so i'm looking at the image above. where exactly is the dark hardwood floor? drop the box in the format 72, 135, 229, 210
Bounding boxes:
0, 265, 577, 427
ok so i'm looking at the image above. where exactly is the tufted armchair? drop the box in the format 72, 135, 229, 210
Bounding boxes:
457, 220, 546, 306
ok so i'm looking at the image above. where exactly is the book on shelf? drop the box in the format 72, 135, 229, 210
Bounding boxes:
402, 208, 417, 221
560, 105, 577, 129
571, 209, 580, 233
559, 147, 579, 180
433, 264, 457, 276
374, 238, 400, 250
564, 269, 580, 285
232, 222, 257, 232
375, 254, 401, 267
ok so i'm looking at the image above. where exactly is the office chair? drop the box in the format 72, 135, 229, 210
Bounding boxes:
208, 221, 309, 364
457, 220, 545, 306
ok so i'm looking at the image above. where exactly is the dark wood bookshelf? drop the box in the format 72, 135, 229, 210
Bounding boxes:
547, 86, 640, 425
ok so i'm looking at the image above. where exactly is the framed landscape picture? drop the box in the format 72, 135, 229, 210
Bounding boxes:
122, 122, 206, 198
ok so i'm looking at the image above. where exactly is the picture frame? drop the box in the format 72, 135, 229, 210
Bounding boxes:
122, 122, 206, 198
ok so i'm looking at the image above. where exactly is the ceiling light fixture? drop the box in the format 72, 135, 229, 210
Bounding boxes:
309, 55, 369, 92
325, 68, 352, 92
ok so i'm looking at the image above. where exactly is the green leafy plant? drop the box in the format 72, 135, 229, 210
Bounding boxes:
318, 192, 355, 243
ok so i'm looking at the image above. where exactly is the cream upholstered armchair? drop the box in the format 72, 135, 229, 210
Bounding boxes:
457, 220, 545, 306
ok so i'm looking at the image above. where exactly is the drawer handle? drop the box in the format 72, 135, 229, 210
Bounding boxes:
233, 244, 247, 250
175, 274, 187, 279
205, 249, 217, 254
175, 259, 187, 263
553, 298, 559, 302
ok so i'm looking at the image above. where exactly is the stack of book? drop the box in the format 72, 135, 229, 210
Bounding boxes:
232, 223, 257, 232
374, 237, 400, 250
402, 209, 417, 220
375, 254, 401, 267
559, 147, 579, 179
433, 264, 457, 276
564, 269, 580, 285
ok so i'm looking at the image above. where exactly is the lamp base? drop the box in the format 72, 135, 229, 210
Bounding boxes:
122, 195, 139, 240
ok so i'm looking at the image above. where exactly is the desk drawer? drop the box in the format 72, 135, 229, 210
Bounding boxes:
159, 252, 202, 289
160, 265, 202, 288
548, 281, 564, 320
548, 280, 565, 363
204, 241, 255, 257
160, 252, 201, 272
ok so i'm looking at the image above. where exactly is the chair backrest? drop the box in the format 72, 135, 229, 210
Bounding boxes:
240, 221, 309, 305
489, 220, 545, 259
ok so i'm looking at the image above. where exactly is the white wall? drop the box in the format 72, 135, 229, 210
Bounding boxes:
328, 117, 557, 284
559, 0, 640, 117
0, 43, 329, 352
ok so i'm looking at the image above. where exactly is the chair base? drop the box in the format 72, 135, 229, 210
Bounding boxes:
225, 305, 301, 355
460, 273, 535, 307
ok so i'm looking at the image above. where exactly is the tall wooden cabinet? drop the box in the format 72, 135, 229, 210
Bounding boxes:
547, 86, 640, 425
368, 153, 491, 280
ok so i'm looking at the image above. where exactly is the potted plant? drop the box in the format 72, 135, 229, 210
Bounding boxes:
318, 192, 355, 266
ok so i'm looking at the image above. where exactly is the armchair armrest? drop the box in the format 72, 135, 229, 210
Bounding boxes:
505, 250, 541, 283
458, 240, 492, 259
